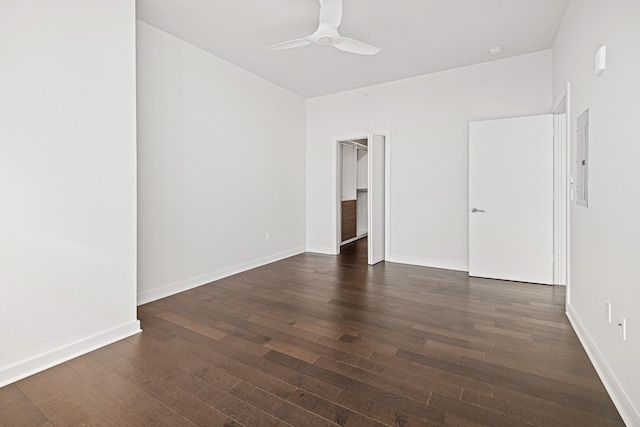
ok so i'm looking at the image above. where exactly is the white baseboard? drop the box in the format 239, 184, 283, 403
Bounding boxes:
306, 246, 338, 255
0, 320, 141, 388
137, 247, 306, 305
566, 304, 639, 427
387, 255, 468, 272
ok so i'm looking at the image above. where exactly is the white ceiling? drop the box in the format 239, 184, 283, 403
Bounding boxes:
137, 0, 569, 98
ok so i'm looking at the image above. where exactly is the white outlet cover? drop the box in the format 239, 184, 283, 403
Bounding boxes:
619, 316, 627, 341
595, 45, 606, 75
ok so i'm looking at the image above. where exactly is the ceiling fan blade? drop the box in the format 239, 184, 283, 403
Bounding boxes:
318, 0, 342, 29
267, 37, 312, 51
334, 37, 381, 55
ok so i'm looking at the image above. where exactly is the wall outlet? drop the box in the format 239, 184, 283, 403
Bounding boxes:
605, 301, 611, 323
595, 45, 607, 75
570, 175, 575, 201
265, 232, 270, 241
618, 316, 627, 341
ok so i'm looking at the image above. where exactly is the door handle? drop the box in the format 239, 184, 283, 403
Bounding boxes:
471, 208, 485, 213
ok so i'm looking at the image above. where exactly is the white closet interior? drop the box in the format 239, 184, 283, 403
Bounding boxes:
340, 139, 368, 245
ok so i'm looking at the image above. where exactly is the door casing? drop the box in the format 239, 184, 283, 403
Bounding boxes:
334, 130, 391, 263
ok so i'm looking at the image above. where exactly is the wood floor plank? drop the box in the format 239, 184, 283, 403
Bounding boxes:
0, 238, 625, 426
317, 350, 464, 400
155, 309, 229, 340
285, 388, 388, 427
126, 370, 233, 426
264, 350, 447, 425
480, 349, 606, 391
139, 321, 342, 401
458, 355, 620, 420
16, 371, 95, 426
68, 355, 193, 426
292, 320, 352, 339
490, 385, 626, 427
263, 340, 321, 364
313, 355, 430, 403
333, 390, 439, 427
161, 369, 289, 427
142, 332, 301, 401
314, 335, 375, 360
429, 393, 530, 427
369, 351, 494, 396
227, 381, 337, 427
89, 339, 234, 426
461, 388, 621, 427
39, 363, 147, 426
124, 334, 243, 392
0, 385, 50, 427
397, 347, 619, 420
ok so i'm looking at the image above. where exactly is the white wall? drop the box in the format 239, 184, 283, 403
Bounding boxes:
137, 21, 306, 304
341, 144, 357, 200
553, 1, 640, 424
306, 51, 552, 268
0, 0, 140, 387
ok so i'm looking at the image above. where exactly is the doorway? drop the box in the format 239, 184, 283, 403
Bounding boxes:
338, 139, 368, 245
339, 236, 369, 265
335, 132, 388, 265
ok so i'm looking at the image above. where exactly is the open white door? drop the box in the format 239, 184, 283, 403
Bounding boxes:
469, 115, 553, 284
368, 134, 385, 265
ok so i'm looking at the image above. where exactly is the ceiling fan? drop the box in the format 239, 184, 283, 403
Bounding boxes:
267, 0, 381, 55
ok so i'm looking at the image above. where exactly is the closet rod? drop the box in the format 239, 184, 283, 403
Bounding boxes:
340, 140, 368, 150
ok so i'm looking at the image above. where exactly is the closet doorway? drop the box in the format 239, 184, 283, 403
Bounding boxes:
336, 133, 386, 265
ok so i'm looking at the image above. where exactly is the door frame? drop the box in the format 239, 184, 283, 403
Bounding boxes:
334, 130, 391, 260
553, 83, 571, 300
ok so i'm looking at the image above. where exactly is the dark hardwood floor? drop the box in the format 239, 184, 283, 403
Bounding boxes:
0, 238, 625, 426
